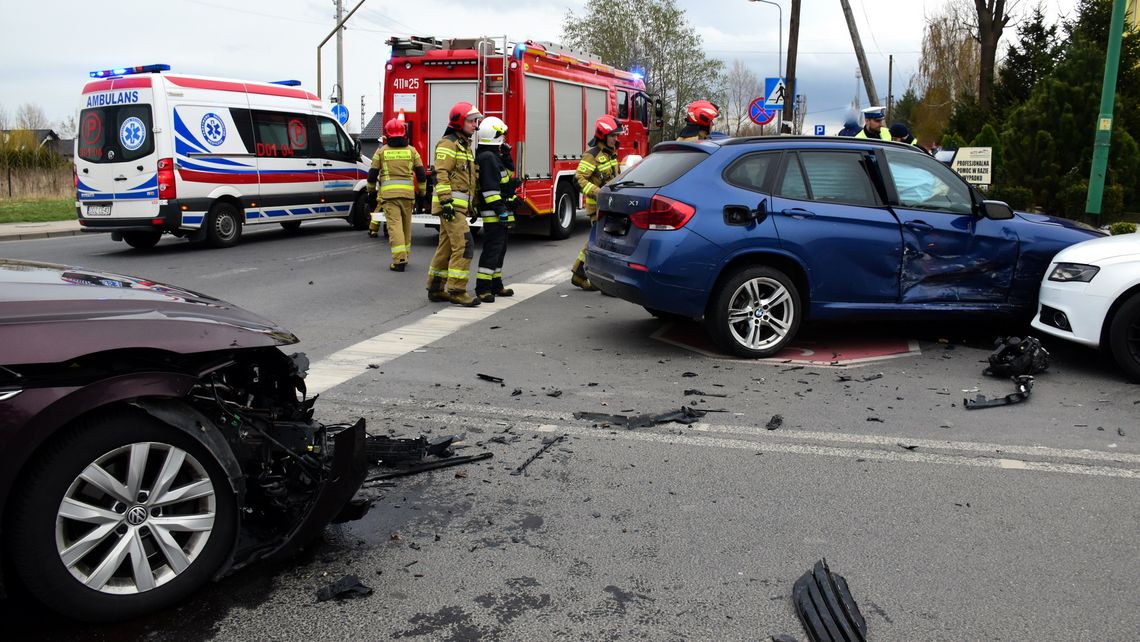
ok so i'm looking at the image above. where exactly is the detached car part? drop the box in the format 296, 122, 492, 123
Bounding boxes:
792, 559, 867, 642
0, 260, 367, 621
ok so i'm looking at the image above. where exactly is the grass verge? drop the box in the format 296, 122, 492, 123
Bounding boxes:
0, 198, 74, 224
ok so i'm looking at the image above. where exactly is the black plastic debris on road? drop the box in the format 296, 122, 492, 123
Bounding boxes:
315, 574, 373, 602
364, 434, 463, 465
547, 388, 563, 398
766, 414, 784, 431
985, 336, 1050, 378
363, 452, 494, 484
574, 406, 708, 429
964, 375, 1034, 410
511, 434, 566, 476
682, 371, 699, 378
684, 388, 729, 398
477, 373, 504, 384
792, 559, 867, 642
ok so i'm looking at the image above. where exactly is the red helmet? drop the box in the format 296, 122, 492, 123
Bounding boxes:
686, 100, 719, 127
448, 102, 482, 129
384, 117, 407, 138
594, 114, 623, 141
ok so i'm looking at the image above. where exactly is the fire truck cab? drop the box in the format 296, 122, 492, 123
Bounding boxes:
381, 36, 660, 239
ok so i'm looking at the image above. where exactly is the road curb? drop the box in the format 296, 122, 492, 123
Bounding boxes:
0, 229, 85, 241
0, 222, 84, 242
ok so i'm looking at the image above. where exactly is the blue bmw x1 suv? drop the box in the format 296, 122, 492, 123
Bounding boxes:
585, 136, 1102, 358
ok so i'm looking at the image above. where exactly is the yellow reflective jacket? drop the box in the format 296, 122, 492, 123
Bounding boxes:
576, 143, 619, 215
855, 127, 892, 141
432, 132, 477, 214
367, 143, 426, 200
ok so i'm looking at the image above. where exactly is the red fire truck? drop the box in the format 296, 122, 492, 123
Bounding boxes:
381, 36, 659, 239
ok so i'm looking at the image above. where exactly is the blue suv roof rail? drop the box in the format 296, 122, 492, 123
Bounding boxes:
720, 135, 917, 149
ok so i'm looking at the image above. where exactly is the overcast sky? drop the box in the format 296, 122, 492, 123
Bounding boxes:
0, 0, 1078, 134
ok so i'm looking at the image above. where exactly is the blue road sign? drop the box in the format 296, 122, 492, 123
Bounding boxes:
749, 97, 778, 126
331, 103, 349, 125
764, 77, 787, 109
814, 125, 825, 136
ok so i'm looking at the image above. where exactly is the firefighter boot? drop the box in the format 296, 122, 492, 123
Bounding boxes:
390, 262, 406, 272
449, 290, 481, 307
368, 221, 380, 238
477, 291, 496, 303
492, 277, 514, 297
427, 276, 450, 302
571, 263, 598, 291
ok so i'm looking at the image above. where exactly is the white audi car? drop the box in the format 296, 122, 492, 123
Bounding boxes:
1032, 233, 1140, 381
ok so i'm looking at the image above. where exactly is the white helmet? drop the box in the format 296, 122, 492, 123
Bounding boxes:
476, 116, 508, 146
620, 154, 644, 173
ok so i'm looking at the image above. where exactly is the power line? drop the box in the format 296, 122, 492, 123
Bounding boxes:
857, 0, 887, 60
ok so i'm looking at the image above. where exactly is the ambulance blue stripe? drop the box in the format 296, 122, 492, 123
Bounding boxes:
332, 204, 350, 212
183, 215, 205, 224
289, 208, 312, 215
312, 206, 333, 214
172, 111, 209, 154
264, 209, 289, 217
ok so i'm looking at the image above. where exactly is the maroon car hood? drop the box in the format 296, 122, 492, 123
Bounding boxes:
0, 259, 298, 364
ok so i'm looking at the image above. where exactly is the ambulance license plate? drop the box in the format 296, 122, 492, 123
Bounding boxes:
86, 204, 112, 216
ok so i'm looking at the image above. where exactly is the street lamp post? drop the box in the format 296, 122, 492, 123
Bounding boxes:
749, 0, 782, 78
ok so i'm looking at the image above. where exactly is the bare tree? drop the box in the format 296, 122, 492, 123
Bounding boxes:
15, 103, 50, 130
973, 0, 1016, 114
722, 60, 762, 136
0, 103, 8, 130
911, 1, 980, 142
57, 115, 77, 139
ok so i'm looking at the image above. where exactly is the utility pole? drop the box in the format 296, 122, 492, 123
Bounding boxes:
317, 0, 370, 105
886, 55, 893, 121
1086, 0, 1127, 221
783, 0, 800, 126
839, 0, 879, 106
336, 0, 345, 103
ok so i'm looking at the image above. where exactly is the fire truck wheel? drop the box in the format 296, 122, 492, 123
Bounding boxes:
550, 181, 576, 240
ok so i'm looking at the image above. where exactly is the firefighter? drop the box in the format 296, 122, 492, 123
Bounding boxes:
366, 116, 426, 271
473, 116, 519, 303
677, 100, 719, 141
427, 102, 482, 306
855, 106, 892, 140
570, 114, 623, 291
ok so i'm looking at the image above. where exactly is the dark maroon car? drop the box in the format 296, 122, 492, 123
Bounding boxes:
0, 259, 367, 621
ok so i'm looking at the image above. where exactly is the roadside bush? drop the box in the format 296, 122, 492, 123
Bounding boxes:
989, 185, 1033, 210
1109, 221, 1137, 235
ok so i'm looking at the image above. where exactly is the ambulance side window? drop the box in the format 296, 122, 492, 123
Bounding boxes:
616, 91, 628, 120
316, 117, 355, 161
251, 110, 314, 159
228, 108, 257, 154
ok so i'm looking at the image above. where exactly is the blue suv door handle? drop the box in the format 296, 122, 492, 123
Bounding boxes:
781, 207, 816, 219
905, 220, 934, 231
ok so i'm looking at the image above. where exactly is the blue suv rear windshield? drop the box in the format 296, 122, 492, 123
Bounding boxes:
616, 150, 707, 188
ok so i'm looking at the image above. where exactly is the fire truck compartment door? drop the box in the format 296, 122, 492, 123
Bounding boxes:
427, 82, 477, 145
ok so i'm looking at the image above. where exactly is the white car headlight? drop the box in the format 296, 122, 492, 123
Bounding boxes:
1048, 262, 1100, 282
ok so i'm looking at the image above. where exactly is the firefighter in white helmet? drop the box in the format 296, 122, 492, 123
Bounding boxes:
472, 116, 519, 302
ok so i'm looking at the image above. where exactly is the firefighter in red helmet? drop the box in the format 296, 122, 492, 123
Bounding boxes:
427, 101, 482, 306
570, 114, 623, 291
366, 115, 426, 270
677, 100, 719, 141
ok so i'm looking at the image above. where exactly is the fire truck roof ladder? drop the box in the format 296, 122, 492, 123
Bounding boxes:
477, 35, 509, 120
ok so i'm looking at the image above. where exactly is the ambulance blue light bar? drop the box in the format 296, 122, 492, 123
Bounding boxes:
269, 80, 302, 86
89, 64, 171, 79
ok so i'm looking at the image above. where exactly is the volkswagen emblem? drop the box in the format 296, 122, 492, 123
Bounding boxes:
126, 505, 148, 526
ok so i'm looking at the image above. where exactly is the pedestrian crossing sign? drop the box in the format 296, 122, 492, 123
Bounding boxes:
765, 77, 786, 109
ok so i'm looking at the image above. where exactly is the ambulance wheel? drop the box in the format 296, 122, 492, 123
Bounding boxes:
205, 202, 242, 249
550, 182, 575, 240
122, 231, 161, 250
280, 221, 302, 233
349, 193, 370, 230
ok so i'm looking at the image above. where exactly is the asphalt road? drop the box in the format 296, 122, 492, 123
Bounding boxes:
2, 220, 1138, 641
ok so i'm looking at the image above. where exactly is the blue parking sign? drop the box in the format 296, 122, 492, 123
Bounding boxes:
814, 125, 825, 136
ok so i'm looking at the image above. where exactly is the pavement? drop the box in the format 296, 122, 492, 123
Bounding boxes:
0, 219, 83, 241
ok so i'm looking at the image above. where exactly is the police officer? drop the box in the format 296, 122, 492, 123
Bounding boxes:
427, 102, 482, 307
855, 106, 892, 140
570, 115, 623, 291
473, 116, 519, 303
677, 100, 719, 141
889, 122, 929, 153
366, 116, 426, 271
837, 112, 861, 137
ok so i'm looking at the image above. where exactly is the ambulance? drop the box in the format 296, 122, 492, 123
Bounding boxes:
76, 64, 371, 249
